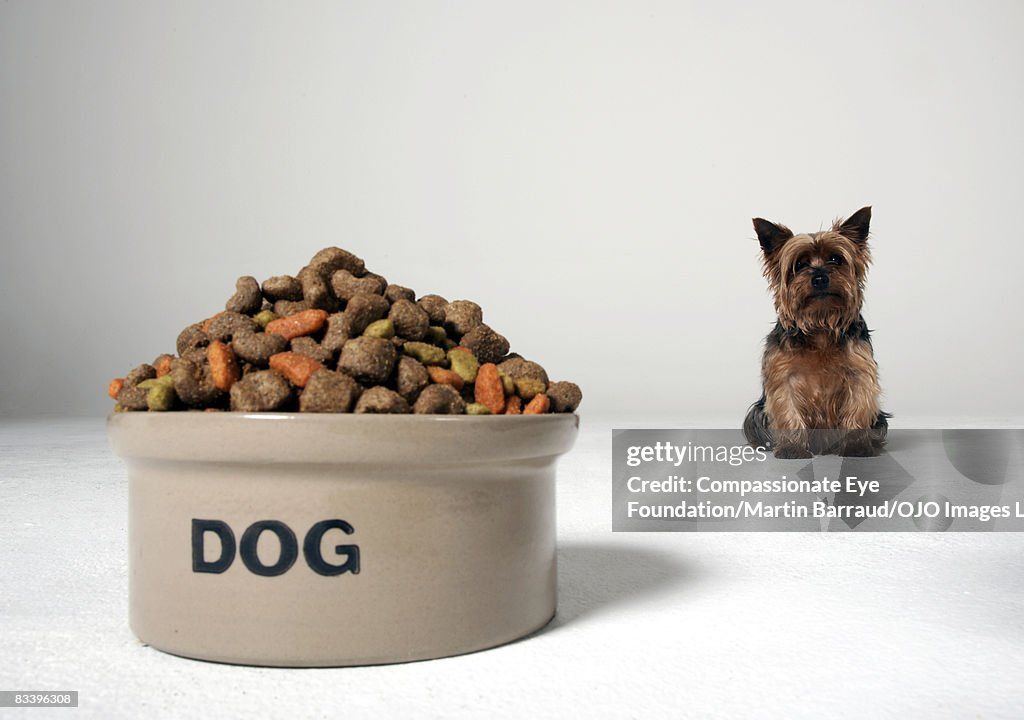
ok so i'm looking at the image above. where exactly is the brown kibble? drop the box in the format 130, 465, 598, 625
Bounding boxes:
290, 336, 333, 364
178, 347, 208, 364
426, 366, 465, 391
116, 385, 150, 410
170, 355, 223, 407
231, 331, 287, 365
330, 269, 385, 301
207, 341, 241, 392
413, 384, 466, 415
176, 323, 210, 355
273, 299, 314, 317
385, 284, 415, 303
364, 271, 388, 289
125, 363, 156, 388
354, 386, 410, 414
261, 275, 303, 302
416, 294, 448, 325
207, 312, 258, 342
523, 393, 550, 415
310, 247, 366, 278
474, 363, 505, 415
504, 395, 522, 415
546, 381, 583, 413
229, 370, 292, 412
268, 352, 325, 388
226, 276, 263, 314
265, 308, 329, 341
297, 265, 339, 311
343, 293, 390, 336
388, 299, 429, 341
395, 356, 429, 402
299, 369, 362, 413
443, 300, 483, 339
108, 378, 125, 400
201, 312, 225, 333
460, 324, 510, 364
321, 312, 350, 353
338, 336, 397, 385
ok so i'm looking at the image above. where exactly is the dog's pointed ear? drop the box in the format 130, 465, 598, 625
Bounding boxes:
837, 206, 871, 243
753, 217, 793, 255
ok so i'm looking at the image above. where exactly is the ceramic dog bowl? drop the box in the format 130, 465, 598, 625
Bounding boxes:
107, 412, 578, 667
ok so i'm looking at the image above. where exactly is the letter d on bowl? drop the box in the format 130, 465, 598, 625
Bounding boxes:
192, 519, 236, 574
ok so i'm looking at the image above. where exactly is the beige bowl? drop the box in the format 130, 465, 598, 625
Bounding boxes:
107, 412, 578, 667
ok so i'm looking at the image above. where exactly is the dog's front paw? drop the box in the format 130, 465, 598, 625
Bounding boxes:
774, 445, 812, 459
839, 430, 880, 457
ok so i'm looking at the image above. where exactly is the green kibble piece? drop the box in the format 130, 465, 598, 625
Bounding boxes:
500, 371, 515, 396
364, 319, 395, 339
403, 341, 446, 366
514, 377, 546, 400
253, 309, 278, 329
426, 325, 447, 345
443, 338, 457, 350
448, 348, 479, 383
146, 383, 176, 411
137, 375, 174, 391
113, 404, 126, 413
465, 403, 491, 415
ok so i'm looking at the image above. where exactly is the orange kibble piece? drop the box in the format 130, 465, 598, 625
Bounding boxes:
269, 352, 324, 388
474, 363, 505, 415
265, 309, 329, 341
504, 395, 522, 415
523, 393, 550, 415
426, 366, 464, 391
207, 341, 241, 392
108, 378, 125, 400
154, 355, 173, 378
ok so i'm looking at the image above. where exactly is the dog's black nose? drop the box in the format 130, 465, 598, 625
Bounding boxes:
811, 270, 829, 290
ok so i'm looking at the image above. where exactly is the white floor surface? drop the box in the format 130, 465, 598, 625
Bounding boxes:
2, 417, 1024, 719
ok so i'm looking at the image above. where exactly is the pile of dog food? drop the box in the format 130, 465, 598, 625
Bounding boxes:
108, 247, 582, 415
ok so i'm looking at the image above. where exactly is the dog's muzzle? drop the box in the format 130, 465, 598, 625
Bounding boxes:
811, 270, 830, 291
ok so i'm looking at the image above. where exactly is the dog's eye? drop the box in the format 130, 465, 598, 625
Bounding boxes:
828, 254, 844, 265
794, 259, 809, 272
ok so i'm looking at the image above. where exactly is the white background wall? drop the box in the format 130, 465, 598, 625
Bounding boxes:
2, 0, 1022, 422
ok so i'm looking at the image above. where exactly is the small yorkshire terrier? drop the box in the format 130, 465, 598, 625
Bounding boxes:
744, 206, 888, 458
